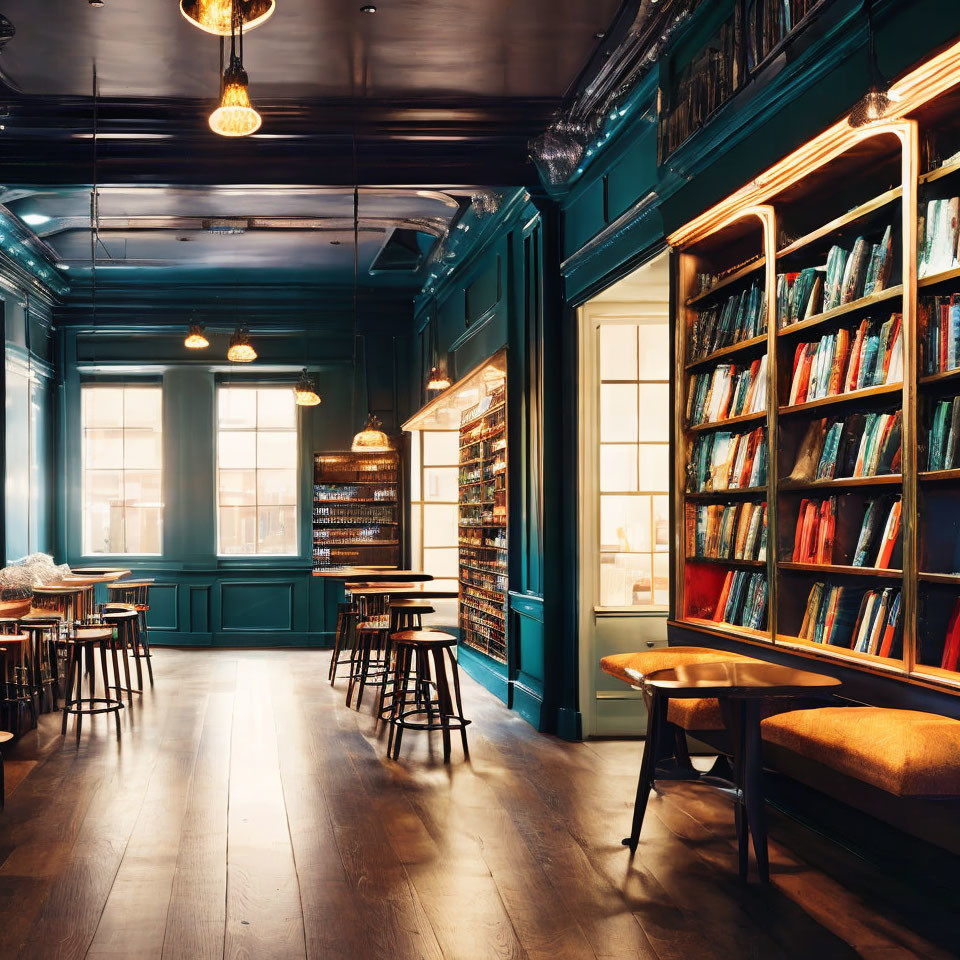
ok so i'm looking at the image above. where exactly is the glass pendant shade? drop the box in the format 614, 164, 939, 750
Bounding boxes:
184, 324, 209, 349
426, 366, 451, 392
180, 0, 275, 35
294, 368, 321, 406
227, 325, 257, 362
848, 84, 893, 127
209, 60, 261, 137
351, 413, 391, 453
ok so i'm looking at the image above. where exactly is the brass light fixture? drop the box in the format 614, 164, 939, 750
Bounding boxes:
294, 368, 321, 407
184, 324, 210, 349
180, 0, 275, 35
849, 0, 894, 127
426, 367, 451, 392
209, 1, 262, 137
424, 297, 450, 392
227, 325, 257, 362
352, 413, 391, 453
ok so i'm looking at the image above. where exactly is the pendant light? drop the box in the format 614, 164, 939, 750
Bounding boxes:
180, 0, 274, 36
227, 324, 257, 362
348, 182, 392, 453
209, 0, 262, 137
848, 0, 894, 127
425, 297, 451, 392
185, 324, 209, 349
426, 367, 451, 392
294, 367, 321, 406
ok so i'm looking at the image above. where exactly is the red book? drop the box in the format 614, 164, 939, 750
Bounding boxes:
876, 500, 902, 569
940, 304, 950, 373
844, 320, 868, 392
713, 571, 734, 622
793, 500, 809, 561
941, 599, 960, 671
882, 314, 902, 381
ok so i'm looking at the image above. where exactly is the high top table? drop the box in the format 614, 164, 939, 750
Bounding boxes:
624, 660, 841, 883
312, 568, 433, 582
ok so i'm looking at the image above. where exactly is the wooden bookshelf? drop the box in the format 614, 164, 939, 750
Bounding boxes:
778, 284, 904, 338
686, 258, 766, 306
778, 562, 903, 579
684, 333, 767, 372
458, 383, 507, 663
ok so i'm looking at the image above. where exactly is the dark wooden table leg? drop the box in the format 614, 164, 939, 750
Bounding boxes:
742, 699, 770, 883
722, 698, 749, 881
622, 689, 667, 853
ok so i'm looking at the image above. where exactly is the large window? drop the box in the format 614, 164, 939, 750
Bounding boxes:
598, 320, 670, 608
82, 384, 163, 555
217, 386, 298, 556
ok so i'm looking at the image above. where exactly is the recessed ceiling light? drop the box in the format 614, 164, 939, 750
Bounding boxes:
56, 263, 70, 270
360, 4, 377, 12
21, 213, 50, 226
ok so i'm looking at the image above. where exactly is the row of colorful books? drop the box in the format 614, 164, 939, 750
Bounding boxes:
688, 501, 767, 561
919, 293, 960, 375
786, 314, 902, 406
927, 395, 960, 471
713, 570, 767, 630
786, 411, 902, 482
776, 226, 894, 326
789, 494, 902, 568
797, 581, 901, 656
918, 196, 960, 278
791, 497, 835, 565
938, 598, 960, 671
688, 281, 767, 361
686, 426, 767, 492
685, 356, 768, 426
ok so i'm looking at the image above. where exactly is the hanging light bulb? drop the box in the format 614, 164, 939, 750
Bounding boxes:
210, 59, 262, 137
848, 0, 892, 128
352, 413, 392, 453
294, 368, 321, 406
227, 325, 257, 362
180, 0, 275, 35
184, 324, 210, 349
426, 366, 451, 392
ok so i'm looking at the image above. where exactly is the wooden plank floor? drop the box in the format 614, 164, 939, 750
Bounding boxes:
0, 648, 953, 960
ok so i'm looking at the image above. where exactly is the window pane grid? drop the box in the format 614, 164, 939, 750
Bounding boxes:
82, 385, 163, 555
217, 387, 297, 555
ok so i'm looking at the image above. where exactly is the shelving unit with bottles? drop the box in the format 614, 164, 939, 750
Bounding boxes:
672, 65, 960, 693
312, 451, 400, 571
458, 384, 508, 662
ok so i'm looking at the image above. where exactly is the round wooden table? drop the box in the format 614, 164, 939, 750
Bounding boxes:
625, 660, 842, 883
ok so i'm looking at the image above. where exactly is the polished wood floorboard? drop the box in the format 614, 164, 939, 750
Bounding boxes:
0, 649, 952, 960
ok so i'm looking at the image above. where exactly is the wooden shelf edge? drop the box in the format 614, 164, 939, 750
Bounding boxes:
684, 333, 768, 372
685, 486, 767, 499
918, 264, 960, 288
687, 410, 767, 434
918, 572, 960, 584
685, 258, 766, 306
919, 366, 960, 387
920, 156, 960, 185
681, 616, 772, 641
778, 381, 902, 416
776, 185, 902, 260
779, 474, 902, 490
918, 469, 960, 483
777, 562, 902, 579
685, 556, 766, 568
778, 285, 903, 337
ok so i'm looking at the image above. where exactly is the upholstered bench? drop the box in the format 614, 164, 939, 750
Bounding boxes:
762, 707, 960, 798
601, 646, 761, 731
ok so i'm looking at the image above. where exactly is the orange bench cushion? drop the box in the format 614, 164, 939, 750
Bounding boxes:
762, 707, 960, 797
600, 646, 760, 732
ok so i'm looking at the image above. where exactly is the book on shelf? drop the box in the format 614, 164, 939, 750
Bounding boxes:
688, 280, 767, 361
851, 495, 902, 568
685, 355, 767, 425
786, 313, 902, 405
927, 395, 960, 470
688, 501, 767, 561
851, 587, 902, 656
920, 293, 960, 374
919, 196, 960, 278
791, 496, 836, 564
798, 582, 863, 646
789, 410, 902, 481
939, 599, 960, 671
778, 225, 893, 326
713, 569, 767, 629
687, 426, 767, 491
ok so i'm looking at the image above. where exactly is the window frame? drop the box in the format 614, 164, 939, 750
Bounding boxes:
215, 382, 300, 558
80, 379, 165, 558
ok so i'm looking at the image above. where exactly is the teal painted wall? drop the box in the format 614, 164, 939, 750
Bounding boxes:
55, 309, 413, 646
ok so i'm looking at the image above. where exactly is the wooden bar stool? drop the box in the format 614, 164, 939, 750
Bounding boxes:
387, 630, 470, 763
0, 730, 12, 809
105, 582, 154, 686
101, 609, 139, 703
345, 615, 390, 710
328, 601, 358, 684
18, 615, 62, 713
32, 584, 92, 622
61, 627, 123, 741
376, 601, 435, 722
0, 634, 31, 735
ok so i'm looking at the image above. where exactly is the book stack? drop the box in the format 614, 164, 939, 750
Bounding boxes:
852, 496, 903, 568
776, 268, 823, 327
687, 426, 767, 491
791, 497, 836, 564
851, 588, 902, 656
920, 293, 960, 374
686, 356, 768, 425
918, 197, 960, 277
688, 281, 767, 361
689, 502, 767, 561
786, 314, 902, 405
785, 411, 902, 482
927, 395, 960, 470
713, 570, 767, 629
938, 599, 960, 671
797, 582, 863, 646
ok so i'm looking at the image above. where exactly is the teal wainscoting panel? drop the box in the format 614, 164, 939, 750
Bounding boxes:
562, 177, 606, 261
465, 255, 501, 325
146, 583, 179, 631
606, 126, 658, 223
458, 644, 510, 705
219, 580, 295, 633
189, 585, 211, 634
509, 593, 545, 729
